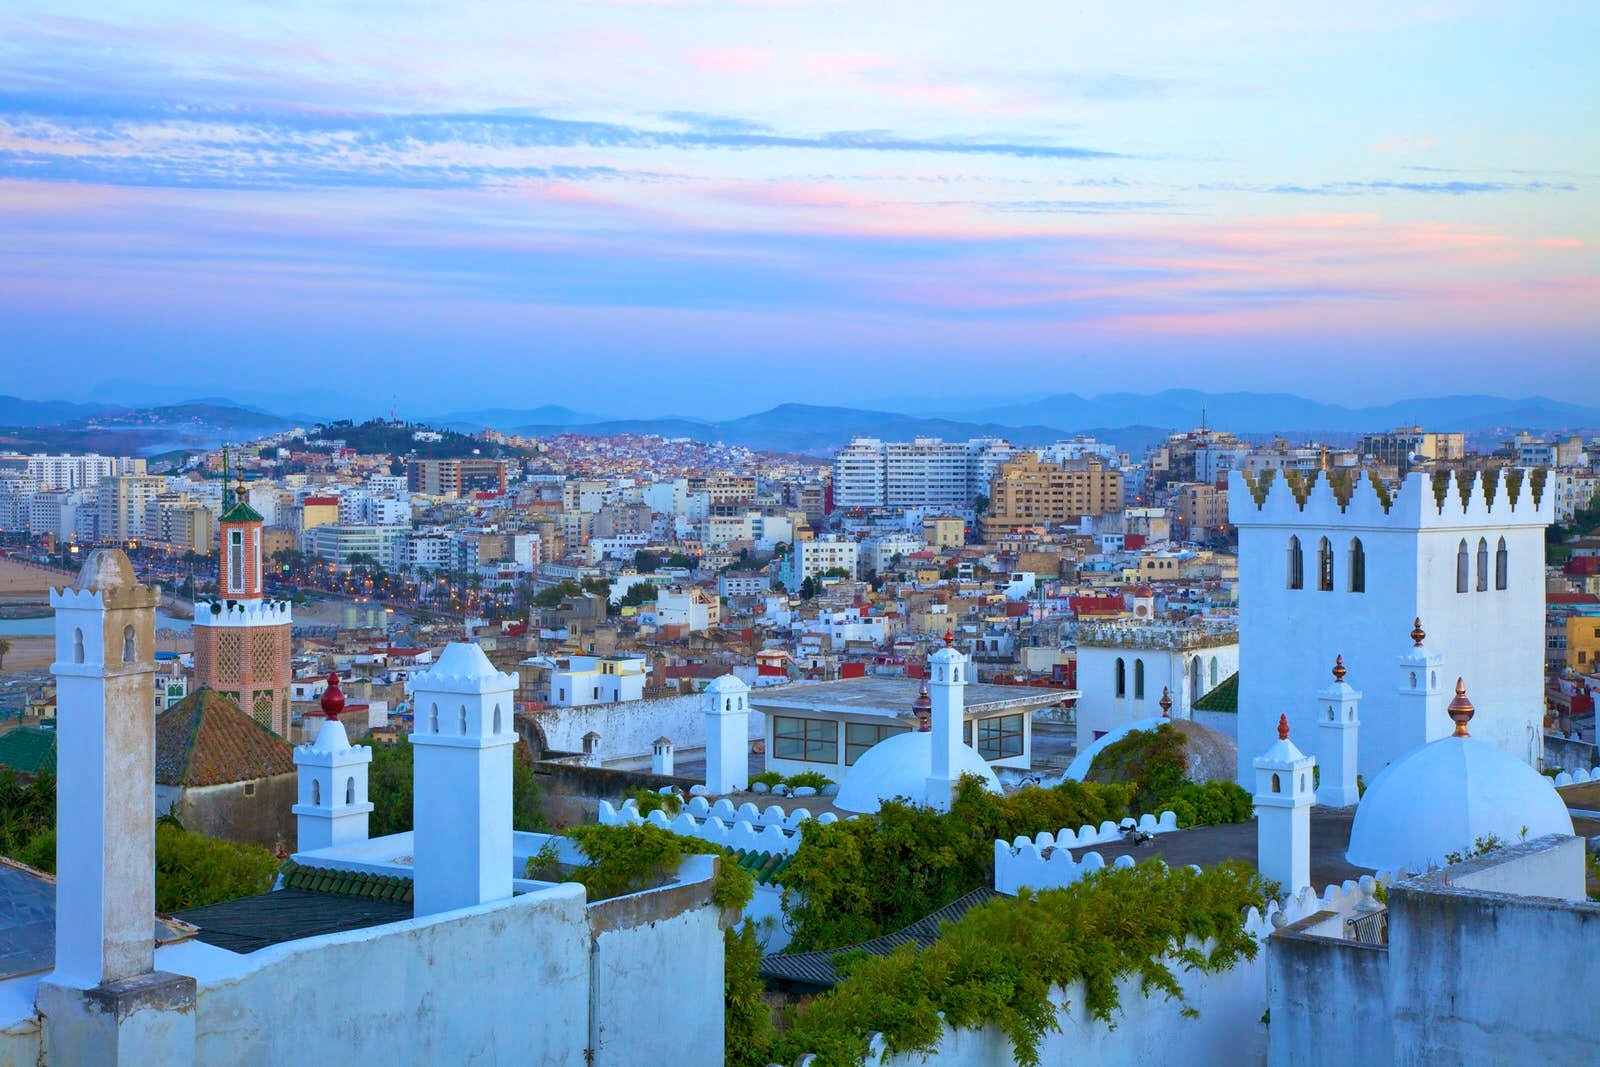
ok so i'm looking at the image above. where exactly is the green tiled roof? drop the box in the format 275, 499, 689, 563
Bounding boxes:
220, 501, 265, 524
279, 861, 414, 904
1192, 672, 1239, 713
732, 849, 793, 885
0, 727, 57, 776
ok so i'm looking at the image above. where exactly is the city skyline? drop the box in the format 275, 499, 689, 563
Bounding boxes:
2, 1, 1597, 412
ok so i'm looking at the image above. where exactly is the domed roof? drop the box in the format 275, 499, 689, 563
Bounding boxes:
1346, 733, 1572, 873
1059, 717, 1237, 785
833, 730, 1000, 814
705, 674, 749, 694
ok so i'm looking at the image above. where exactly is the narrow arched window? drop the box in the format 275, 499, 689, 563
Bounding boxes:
312, 778, 321, 805
429, 703, 439, 733
458, 705, 468, 735
1475, 538, 1488, 592
1210, 657, 1218, 686
121, 624, 136, 663
1271, 773, 1281, 794
1495, 537, 1508, 590
493, 705, 502, 733
345, 777, 355, 805
1191, 657, 1202, 698
1317, 537, 1333, 592
1456, 540, 1469, 593
1134, 659, 1145, 700
1286, 536, 1304, 590
1114, 658, 1126, 698
72, 627, 84, 664
952, 668, 960, 683
1348, 538, 1365, 593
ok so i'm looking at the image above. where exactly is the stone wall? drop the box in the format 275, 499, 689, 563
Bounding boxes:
156, 775, 298, 851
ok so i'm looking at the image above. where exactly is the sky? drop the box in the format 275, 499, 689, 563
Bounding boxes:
1, 1, 1597, 418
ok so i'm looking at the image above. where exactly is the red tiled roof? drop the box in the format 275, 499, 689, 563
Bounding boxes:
155, 689, 296, 788
1548, 593, 1600, 606
302, 496, 339, 506
1069, 595, 1123, 617
1565, 558, 1600, 576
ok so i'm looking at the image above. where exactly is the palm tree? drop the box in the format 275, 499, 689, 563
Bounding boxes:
0, 638, 9, 670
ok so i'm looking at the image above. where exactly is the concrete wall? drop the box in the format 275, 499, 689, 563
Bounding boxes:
1542, 732, 1596, 775
531, 690, 763, 764
533, 761, 708, 827
156, 775, 299, 850
1267, 918, 1392, 1065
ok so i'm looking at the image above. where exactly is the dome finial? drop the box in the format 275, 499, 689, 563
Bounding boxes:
1411, 617, 1426, 647
1447, 677, 1474, 737
1159, 687, 1172, 718
1332, 655, 1347, 683
1277, 713, 1290, 741
942, 628, 954, 648
320, 670, 346, 720
913, 679, 932, 731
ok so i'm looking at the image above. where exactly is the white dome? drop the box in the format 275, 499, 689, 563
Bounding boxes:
1346, 736, 1572, 873
833, 730, 1001, 814
1059, 717, 1166, 782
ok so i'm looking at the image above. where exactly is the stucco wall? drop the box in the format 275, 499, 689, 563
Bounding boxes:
1267, 922, 1391, 1065
532, 690, 764, 763
156, 775, 299, 850
160, 885, 592, 1067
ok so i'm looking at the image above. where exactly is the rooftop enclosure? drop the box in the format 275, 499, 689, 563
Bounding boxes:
1228, 468, 1551, 529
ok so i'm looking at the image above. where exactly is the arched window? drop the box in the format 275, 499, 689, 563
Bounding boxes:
953, 668, 961, 683
493, 705, 502, 734
1456, 540, 1469, 593
1495, 537, 1508, 590
1348, 538, 1365, 593
312, 778, 321, 805
429, 703, 439, 733
345, 777, 355, 805
1191, 656, 1202, 698
1475, 538, 1488, 592
1133, 659, 1145, 700
1270, 773, 1281, 794
1317, 537, 1334, 591
72, 627, 84, 664
1286, 536, 1304, 590
458, 706, 468, 735
1114, 658, 1126, 698
1210, 657, 1219, 686
121, 624, 137, 663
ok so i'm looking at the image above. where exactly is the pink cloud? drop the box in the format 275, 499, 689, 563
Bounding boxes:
686, 48, 769, 75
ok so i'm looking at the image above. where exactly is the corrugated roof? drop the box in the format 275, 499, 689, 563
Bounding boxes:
759, 887, 998, 991
1192, 671, 1239, 714
155, 688, 296, 787
0, 728, 56, 776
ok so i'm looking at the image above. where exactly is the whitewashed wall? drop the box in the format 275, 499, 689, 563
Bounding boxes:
534, 690, 764, 763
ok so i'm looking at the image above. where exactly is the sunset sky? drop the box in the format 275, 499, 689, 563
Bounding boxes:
1, 1, 1595, 416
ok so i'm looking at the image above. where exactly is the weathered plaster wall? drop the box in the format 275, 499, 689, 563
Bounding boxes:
532, 691, 764, 763
1267, 921, 1391, 1066
157, 775, 299, 850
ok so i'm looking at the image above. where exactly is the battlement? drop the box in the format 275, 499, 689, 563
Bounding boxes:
50, 582, 161, 613
1228, 468, 1551, 529
598, 794, 844, 856
193, 598, 293, 627
1074, 620, 1238, 651
992, 813, 1180, 894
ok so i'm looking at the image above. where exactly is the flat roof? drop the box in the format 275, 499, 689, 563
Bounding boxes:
751, 677, 1071, 721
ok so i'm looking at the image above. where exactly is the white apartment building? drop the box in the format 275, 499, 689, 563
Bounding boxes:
95, 474, 167, 543
789, 536, 859, 584
834, 436, 1022, 511
862, 533, 924, 574
1551, 469, 1599, 523
303, 524, 407, 571
405, 533, 454, 572
655, 587, 720, 632
717, 573, 771, 597
548, 654, 647, 706
19, 453, 140, 491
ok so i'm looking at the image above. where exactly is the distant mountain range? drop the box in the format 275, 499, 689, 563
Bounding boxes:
2, 389, 1597, 458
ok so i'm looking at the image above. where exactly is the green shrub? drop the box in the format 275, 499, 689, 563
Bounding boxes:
761, 860, 1269, 1067
152, 823, 279, 912
779, 775, 1130, 952
724, 921, 776, 1067
783, 771, 834, 791
1085, 724, 1252, 828
750, 771, 785, 789
629, 788, 682, 816
539, 822, 754, 911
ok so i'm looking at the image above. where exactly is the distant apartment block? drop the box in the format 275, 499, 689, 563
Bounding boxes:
981, 456, 1124, 539
833, 436, 1017, 510
407, 458, 507, 497
1358, 427, 1466, 472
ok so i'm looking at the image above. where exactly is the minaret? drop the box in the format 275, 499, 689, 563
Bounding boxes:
47, 549, 161, 986
703, 674, 751, 795
409, 643, 519, 916
192, 465, 293, 736
292, 672, 374, 852
1392, 616, 1448, 770
925, 629, 967, 812
1316, 655, 1362, 808
1254, 714, 1316, 897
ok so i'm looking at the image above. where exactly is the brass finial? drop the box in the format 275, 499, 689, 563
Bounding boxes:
1332, 655, 1347, 683
1159, 687, 1172, 717
943, 628, 954, 648
1448, 677, 1474, 738
1410, 617, 1425, 647
1277, 713, 1290, 741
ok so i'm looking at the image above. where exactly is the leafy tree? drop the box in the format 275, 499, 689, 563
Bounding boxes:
531, 580, 582, 608
620, 583, 658, 608
634, 550, 661, 573
0, 637, 9, 670
799, 576, 816, 600
581, 576, 612, 600
1086, 724, 1252, 828
666, 553, 695, 570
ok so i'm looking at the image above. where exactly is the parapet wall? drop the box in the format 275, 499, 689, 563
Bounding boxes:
1228, 468, 1551, 529
192, 598, 293, 627
599, 794, 842, 856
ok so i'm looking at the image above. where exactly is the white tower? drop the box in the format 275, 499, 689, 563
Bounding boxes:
925, 630, 968, 812
409, 643, 519, 916
1254, 713, 1316, 897
292, 672, 374, 853
704, 675, 750, 795
47, 549, 160, 987
1397, 617, 1449, 751
1316, 655, 1362, 808
652, 736, 675, 776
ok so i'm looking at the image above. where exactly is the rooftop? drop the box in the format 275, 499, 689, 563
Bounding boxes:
155, 689, 297, 788
750, 676, 1067, 721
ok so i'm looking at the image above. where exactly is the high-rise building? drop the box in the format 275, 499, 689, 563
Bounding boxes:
1358, 427, 1466, 473
95, 475, 167, 543
980, 456, 1124, 539
407, 458, 507, 497
833, 436, 1017, 511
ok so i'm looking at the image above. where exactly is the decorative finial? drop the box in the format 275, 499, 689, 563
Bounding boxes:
913, 680, 932, 732
1277, 713, 1290, 741
221, 444, 232, 509
1332, 655, 1347, 683
1410, 617, 1425, 648
1447, 677, 1474, 738
1159, 687, 1172, 717
943, 628, 954, 648
320, 670, 346, 720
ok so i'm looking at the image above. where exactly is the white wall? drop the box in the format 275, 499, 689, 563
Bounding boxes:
534, 690, 764, 762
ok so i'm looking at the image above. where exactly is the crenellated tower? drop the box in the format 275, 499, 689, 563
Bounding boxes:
1229, 468, 1549, 785
192, 467, 293, 736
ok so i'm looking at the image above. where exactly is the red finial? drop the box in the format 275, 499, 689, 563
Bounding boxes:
1158, 687, 1172, 717
1447, 677, 1475, 738
1410, 617, 1425, 648
320, 670, 346, 720
943, 628, 954, 648
1277, 713, 1290, 741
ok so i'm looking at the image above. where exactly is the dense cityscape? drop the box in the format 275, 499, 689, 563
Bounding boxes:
2, 2, 1598, 1065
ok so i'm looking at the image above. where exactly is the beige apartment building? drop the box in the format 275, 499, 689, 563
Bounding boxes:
980, 456, 1124, 539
